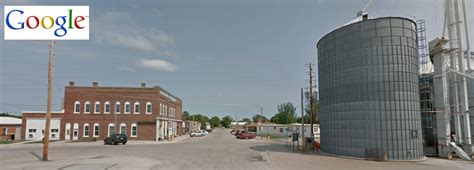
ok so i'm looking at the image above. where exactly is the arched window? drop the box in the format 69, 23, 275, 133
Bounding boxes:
104, 101, 110, 114
131, 123, 137, 137
93, 123, 100, 137
134, 102, 140, 114
108, 123, 115, 136
115, 102, 121, 114
74, 101, 80, 113
84, 101, 91, 114
146, 102, 152, 114
94, 101, 100, 114
120, 123, 127, 135
83, 123, 89, 137
124, 102, 131, 114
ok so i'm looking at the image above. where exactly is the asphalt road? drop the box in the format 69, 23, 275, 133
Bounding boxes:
0, 129, 473, 170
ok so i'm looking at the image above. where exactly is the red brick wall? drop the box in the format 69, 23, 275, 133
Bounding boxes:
136, 123, 155, 140
0, 125, 19, 135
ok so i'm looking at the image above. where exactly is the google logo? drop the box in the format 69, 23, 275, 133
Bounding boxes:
4, 6, 89, 40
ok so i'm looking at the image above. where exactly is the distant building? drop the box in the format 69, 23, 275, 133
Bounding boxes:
230, 122, 247, 129
0, 117, 22, 141
185, 120, 201, 133
251, 123, 320, 138
22, 82, 183, 141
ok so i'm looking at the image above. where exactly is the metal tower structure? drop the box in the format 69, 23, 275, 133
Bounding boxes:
431, 0, 473, 158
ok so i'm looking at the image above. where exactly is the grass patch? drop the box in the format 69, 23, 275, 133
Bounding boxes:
0, 141, 15, 144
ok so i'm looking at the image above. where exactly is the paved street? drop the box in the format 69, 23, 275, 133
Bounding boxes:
1, 129, 473, 170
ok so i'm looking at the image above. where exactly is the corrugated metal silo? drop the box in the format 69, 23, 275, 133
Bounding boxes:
317, 17, 424, 160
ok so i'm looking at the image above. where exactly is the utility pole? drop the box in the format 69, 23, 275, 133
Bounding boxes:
301, 88, 305, 152
43, 40, 54, 161
307, 63, 315, 145
260, 105, 263, 140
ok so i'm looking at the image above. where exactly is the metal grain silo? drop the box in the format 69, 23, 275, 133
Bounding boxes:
317, 17, 423, 160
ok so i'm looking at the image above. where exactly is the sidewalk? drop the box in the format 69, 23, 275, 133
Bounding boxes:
0, 135, 191, 148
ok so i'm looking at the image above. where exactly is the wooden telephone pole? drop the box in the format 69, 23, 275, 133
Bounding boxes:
43, 40, 54, 161
307, 63, 315, 145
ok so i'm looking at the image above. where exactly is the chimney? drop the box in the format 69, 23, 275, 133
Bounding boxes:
69, 81, 75, 86
141, 83, 146, 88
92, 81, 98, 87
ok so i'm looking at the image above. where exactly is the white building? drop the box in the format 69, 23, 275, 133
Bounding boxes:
256, 123, 320, 138
24, 118, 61, 141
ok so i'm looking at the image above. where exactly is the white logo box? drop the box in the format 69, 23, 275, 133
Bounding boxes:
4, 6, 89, 40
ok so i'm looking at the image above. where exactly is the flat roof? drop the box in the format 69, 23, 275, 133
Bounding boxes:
0, 117, 22, 125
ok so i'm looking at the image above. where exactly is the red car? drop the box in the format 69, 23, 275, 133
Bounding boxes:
237, 132, 256, 139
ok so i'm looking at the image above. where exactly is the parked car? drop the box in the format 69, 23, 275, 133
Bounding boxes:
104, 134, 127, 145
237, 132, 256, 139
190, 131, 205, 137
234, 130, 245, 137
201, 130, 209, 135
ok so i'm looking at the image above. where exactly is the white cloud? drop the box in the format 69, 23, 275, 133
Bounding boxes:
137, 58, 177, 72
93, 10, 176, 55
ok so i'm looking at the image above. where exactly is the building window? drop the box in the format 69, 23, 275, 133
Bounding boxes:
94, 102, 100, 114
164, 105, 168, 115
104, 101, 110, 114
115, 102, 121, 114
131, 123, 137, 137
84, 101, 91, 114
51, 129, 59, 133
160, 103, 163, 115
93, 123, 99, 137
124, 102, 131, 114
28, 129, 36, 133
279, 128, 283, 133
146, 102, 152, 114
74, 101, 80, 113
108, 123, 115, 136
134, 102, 140, 114
120, 123, 126, 135
83, 123, 89, 137
3, 128, 7, 135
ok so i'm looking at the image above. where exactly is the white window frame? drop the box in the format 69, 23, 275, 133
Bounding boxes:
131, 123, 137, 137
146, 102, 152, 114
104, 101, 110, 114
84, 101, 91, 114
94, 101, 100, 114
119, 123, 127, 135
134, 102, 140, 114
108, 123, 115, 136
124, 102, 131, 114
115, 102, 121, 114
74, 101, 80, 114
93, 123, 99, 137
83, 123, 90, 137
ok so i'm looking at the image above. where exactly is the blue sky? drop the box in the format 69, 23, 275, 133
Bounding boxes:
1, 0, 473, 119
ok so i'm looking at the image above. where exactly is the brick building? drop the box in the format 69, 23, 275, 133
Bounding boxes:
0, 117, 22, 141
22, 82, 183, 141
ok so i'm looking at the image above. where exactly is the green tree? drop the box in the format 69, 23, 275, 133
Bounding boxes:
210, 116, 222, 128
270, 102, 297, 124
252, 115, 268, 123
242, 117, 252, 124
182, 111, 190, 120
221, 116, 233, 128
188, 114, 209, 129
305, 99, 320, 124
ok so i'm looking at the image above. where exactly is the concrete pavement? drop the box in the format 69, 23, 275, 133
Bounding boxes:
0, 129, 473, 170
